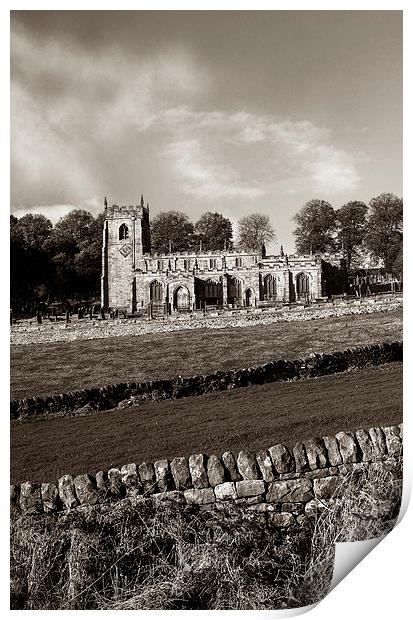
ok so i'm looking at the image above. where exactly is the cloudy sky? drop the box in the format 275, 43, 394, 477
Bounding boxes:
11, 10, 402, 252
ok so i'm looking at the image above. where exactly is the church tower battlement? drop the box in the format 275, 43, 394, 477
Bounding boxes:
101, 195, 150, 312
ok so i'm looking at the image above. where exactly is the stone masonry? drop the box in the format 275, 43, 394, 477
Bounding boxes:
11, 424, 403, 530
101, 198, 347, 313
10, 342, 403, 421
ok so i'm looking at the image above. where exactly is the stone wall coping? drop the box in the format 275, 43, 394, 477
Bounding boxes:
11, 423, 402, 519
10, 342, 403, 421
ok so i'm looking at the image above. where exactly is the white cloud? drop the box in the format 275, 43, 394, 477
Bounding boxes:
11, 20, 362, 213
163, 139, 264, 199
11, 23, 210, 207
12, 196, 103, 223
139, 106, 361, 199
12, 205, 77, 223
307, 145, 361, 193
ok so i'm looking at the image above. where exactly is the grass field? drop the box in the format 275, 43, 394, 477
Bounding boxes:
10, 309, 402, 400
11, 362, 402, 483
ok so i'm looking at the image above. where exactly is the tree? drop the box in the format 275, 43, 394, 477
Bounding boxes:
237, 213, 275, 252
10, 215, 27, 305
47, 210, 103, 299
194, 212, 233, 251
15, 213, 52, 251
293, 199, 336, 254
365, 193, 403, 272
335, 201, 368, 269
10, 209, 104, 308
10, 214, 53, 305
49, 210, 97, 256
150, 211, 194, 254
73, 214, 104, 296
391, 246, 403, 279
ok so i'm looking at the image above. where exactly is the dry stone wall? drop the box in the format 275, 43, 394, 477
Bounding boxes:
10, 342, 402, 421
10, 295, 402, 346
11, 424, 403, 530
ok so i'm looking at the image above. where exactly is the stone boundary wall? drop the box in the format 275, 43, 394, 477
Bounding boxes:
11, 342, 403, 421
10, 295, 402, 347
11, 424, 403, 529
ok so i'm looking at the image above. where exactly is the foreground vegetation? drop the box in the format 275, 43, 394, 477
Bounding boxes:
10, 463, 401, 610
10, 501, 333, 610
10, 309, 402, 400
11, 363, 402, 483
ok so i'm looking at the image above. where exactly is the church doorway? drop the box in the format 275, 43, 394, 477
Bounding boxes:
173, 285, 190, 311
245, 288, 254, 307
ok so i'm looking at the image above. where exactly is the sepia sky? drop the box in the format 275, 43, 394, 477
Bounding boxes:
11, 10, 402, 252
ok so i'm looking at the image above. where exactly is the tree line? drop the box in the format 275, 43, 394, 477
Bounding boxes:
150, 211, 275, 254
9, 210, 274, 309
293, 193, 402, 274
10, 210, 105, 309
10, 192, 402, 310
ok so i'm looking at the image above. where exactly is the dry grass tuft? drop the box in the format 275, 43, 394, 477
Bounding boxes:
10, 501, 330, 610
10, 460, 402, 610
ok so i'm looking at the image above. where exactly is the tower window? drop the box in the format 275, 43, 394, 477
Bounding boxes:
119, 223, 129, 240
235, 257, 242, 267
209, 258, 217, 269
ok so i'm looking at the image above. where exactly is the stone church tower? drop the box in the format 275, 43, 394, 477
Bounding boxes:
101, 195, 346, 314
101, 196, 150, 312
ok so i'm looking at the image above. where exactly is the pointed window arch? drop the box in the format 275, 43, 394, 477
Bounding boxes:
150, 280, 163, 302
296, 272, 310, 299
119, 223, 129, 240
227, 277, 242, 305
205, 279, 219, 299
228, 277, 242, 302
263, 274, 277, 300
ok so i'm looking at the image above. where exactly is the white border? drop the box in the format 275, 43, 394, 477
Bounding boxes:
2, 2, 410, 619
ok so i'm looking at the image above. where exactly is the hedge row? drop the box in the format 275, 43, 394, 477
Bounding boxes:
10, 342, 402, 421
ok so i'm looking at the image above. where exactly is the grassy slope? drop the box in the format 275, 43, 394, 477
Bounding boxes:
10, 309, 402, 399
11, 363, 402, 483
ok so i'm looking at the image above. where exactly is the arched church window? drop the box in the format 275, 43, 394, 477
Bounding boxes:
205, 279, 219, 299
264, 274, 277, 299
119, 223, 129, 240
228, 277, 242, 300
296, 272, 310, 298
150, 280, 163, 302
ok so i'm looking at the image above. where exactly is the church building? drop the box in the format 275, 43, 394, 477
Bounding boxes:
101, 197, 347, 315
